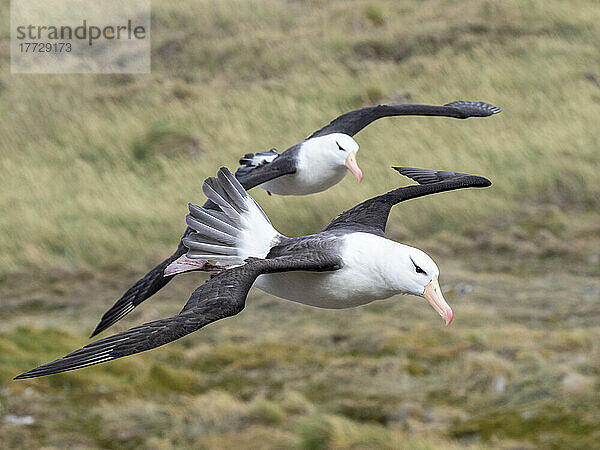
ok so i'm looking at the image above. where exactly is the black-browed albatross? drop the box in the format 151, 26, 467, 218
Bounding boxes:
16, 166, 490, 379
90, 100, 500, 337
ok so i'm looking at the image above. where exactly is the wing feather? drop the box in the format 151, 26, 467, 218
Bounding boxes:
324, 167, 491, 234
309, 101, 501, 138
16, 252, 342, 379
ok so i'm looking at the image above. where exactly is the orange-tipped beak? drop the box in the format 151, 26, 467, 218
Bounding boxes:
345, 152, 363, 182
423, 277, 453, 325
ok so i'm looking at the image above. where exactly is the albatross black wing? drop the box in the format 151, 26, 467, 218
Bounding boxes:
90, 157, 297, 338
16, 252, 342, 379
235, 151, 297, 189
324, 167, 491, 234
308, 101, 501, 138
89, 233, 192, 337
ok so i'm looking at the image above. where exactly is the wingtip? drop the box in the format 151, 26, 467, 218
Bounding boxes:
477, 176, 492, 187
89, 329, 100, 339
444, 100, 502, 117
88, 313, 121, 338
14, 370, 38, 380
89, 318, 111, 338
90, 307, 131, 338
89, 321, 106, 338
393, 166, 492, 187
14, 366, 55, 380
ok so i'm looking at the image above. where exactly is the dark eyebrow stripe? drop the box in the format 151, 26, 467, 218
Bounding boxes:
409, 256, 427, 274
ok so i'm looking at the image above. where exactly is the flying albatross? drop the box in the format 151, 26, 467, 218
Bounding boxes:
90, 100, 500, 337
16, 166, 490, 379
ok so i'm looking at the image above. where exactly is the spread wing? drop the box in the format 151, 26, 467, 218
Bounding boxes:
324, 167, 491, 234
91, 101, 500, 336
90, 157, 297, 338
16, 253, 342, 379
308, 101, 501, 138
89, 235, 191, 337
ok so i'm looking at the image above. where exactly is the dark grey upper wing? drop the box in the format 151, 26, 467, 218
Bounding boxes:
308, 101, 501, 138
324, 167, 491, 234
16, 252, 341, 379
235, 151, 298, 190
90, 155, 298, 337
90, 231, 192, 337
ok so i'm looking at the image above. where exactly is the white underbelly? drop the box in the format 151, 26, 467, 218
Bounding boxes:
253, 266, 394, 309
259, 168, 347, 196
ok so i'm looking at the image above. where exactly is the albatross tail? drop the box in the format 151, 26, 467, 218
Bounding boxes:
235, 148, 280, 176
165, 168, 282, 276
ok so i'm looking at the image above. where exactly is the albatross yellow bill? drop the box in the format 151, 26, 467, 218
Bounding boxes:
423, 277, 453, 325
345, 152, 363, 182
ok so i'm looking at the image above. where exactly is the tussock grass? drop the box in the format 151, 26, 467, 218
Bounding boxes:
1, 260, 599, 448
1, 0, 599, 275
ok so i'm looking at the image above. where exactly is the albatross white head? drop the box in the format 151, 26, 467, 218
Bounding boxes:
383, 244, 453, 325
261, 133, 362, 196
325, 133, 362, 182
304, 133, 362, 182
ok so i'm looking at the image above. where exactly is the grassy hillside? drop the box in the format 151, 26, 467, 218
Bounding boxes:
1, 0, 599, 275
1, 0, 599, 448
2, 256, 599, 449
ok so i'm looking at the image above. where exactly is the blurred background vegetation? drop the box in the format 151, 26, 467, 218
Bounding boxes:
1, 0, 599, 448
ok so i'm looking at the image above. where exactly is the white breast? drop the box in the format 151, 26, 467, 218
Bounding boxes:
259, 141, 347, 196
253, 233, 398, 309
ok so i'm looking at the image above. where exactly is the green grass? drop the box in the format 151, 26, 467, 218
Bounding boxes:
1, 0, 599, 448
1, 0, 599, 275
2, 260, 599, 448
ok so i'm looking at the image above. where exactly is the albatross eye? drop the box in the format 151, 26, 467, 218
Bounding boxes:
410, 256, 427, 275
336, 142, 345, 151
